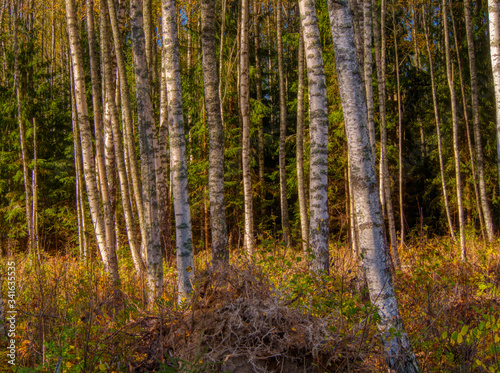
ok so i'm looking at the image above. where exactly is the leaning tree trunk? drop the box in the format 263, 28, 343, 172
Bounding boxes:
106, 0, 147, 259
298, 0, 329, 274
297, 28, 309, 254
162, 0, 195, 298
373, 0, 399, 268
86, 0, 116, 264
443, 0, 466, 260
240, 0, 255, 256
130, 0, 163, 304
327, 1, 419, 371
465, 0, 494, 241
489, 0, 500, 196
65, 0, 120, 286
200, 0, 229, 263
422, 5, 456, 242
277, 0, 291, 248
100, 0, 145, 275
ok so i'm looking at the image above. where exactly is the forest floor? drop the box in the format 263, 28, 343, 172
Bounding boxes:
1, 237, 500, 372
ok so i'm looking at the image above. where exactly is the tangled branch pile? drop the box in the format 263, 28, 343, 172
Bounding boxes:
128, 264, 371, 372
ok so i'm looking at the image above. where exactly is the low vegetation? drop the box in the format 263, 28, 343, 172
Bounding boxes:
2, 237, 500, 372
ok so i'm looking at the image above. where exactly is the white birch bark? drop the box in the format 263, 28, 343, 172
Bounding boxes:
298, 0, 329, 273
201, 0, 229, 263
297, 29, 309, 253
131, 0, 163, 302
65, 0, 120, 285
162, 0, 195, 298
363, 0, 375, 157
240, 0, 255, 255
100, 0, 145, 274
327, 1, 419, 371
489, 0, 500, 199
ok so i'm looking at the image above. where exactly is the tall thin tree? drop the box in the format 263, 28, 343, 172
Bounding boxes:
327, 1, 419, 370
298, 0, 329, 273
162, 0, 195, 298
200, 0, 229, 263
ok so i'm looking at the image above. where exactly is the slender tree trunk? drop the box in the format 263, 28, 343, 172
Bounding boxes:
201, 0, 229, 263
240, 0, 255, 256
106, 0, 147, 258
327, 2, 419, 370
363, 0, 375, 157
276, 0, 291, 248
255, 0, 265, 200
66, 0, 120, 285
298, 0, 329, 274
131, 0, 163, 303
162, 0, 195, 298
101, 0, 145, 274
465, 0, 495, 241
450, 3, 484, 240
297, 29, 309, 254
443, 0, 466, 260
157, 49, 172, 263
13, 0, 33, 254
488, 0, 500, 196
32, 118, 40, 262
87, 0, 116, 266
393, 7, 405, 249
422, 7, 456, 241
374, 0, 399, 268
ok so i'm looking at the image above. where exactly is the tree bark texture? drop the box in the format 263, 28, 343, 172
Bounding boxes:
201, 0, 229, 263
130, 0, 163, 303
162, 0, 195, 298
240, 0, 255, 256
66, 0, 120, 285
298, 0, 329, 274
327, 2, 420, 371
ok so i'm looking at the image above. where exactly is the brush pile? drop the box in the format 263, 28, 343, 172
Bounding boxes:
126, 264, 371, 372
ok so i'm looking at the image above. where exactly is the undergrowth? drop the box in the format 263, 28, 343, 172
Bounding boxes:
0, 237, 499, 372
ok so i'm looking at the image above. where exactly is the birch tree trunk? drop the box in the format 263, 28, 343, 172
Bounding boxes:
277, 0, 291, 248
162, 0, 195, 298
65, 0, 120, 286
106, 0, 147, 258
100, 0, 145, 274
130, 0, 163, 303
373, 0, 399, 268
157, 50, 172, 263
86, 0, 116, 265
466, 0, 495, 241
240, 0, 255, 255
201, 0, 229, 263
254, 0, 265, 199
13, 0, 33, 253
488, 0, 500, 196
393, 7, 405, 249
297, 29, 309, 254
363, 0, 375, 157
298, 0, 329, 273
443, 0, 466, 260
327, 2, 419, 370
422, 6, 456, 241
